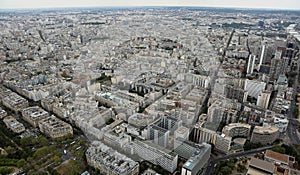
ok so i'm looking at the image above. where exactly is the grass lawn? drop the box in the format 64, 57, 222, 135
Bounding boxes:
56, 160, 84, 175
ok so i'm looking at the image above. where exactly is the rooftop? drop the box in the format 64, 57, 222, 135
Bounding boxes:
183, 143, 211, 170
249, 157, 275, 174
265, 150, 289, 164
253, 126, 279, 134
175, 126, 189, 134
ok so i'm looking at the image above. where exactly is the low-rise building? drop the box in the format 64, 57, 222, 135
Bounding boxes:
0, 86, 12, 100
3, 116, 25, 133
21, 106, 49, 127
86, 141, 139, 175
248, 151, 299, 175
265, 150, 294, 167
2, 92, 29, 112
103, 126, 132, 149
38, 116, 73, 138
128, 113, 156, 128
0, 107, 7, 119
141, 169, 161, 175
263, 113, 289, 133
248, 157, 275, 175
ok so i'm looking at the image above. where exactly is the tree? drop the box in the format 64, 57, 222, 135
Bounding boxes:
244, 141, 263, 151
68, 160, 83, 175
47, 167, 60, 175
33, 146, 51, 159
237, 163, 246, 172
78, 138, 86, 145
296, 155, 300, 164
220, 166, 232, 175
0, 167, 13, 175
38, 136, 49, 147
61, 71, 69, 78
17, 158, 26, 168
27, 157, 33, 162
227, 162, 235, 170
282, 144, 297, 156
53, 155, 61, 165
272, 145, 286, 154
20, 137, 33, 147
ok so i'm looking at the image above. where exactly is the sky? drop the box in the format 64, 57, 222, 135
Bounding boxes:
1, 0, 300, 10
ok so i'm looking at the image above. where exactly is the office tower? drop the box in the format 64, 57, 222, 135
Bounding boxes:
174, 126, 190, 150
256, 91, 271, 109
174, 126, 190, 140
147, 125, 170, 148
269, 48, 290, 81
258, 45, 265, 70
185, 74, 210, 89
215, 134, 232, 154
247, 54, 256, 74
133, 140, 178, 173
224, 85, 248, 103
156, 115, 182, 132
190, 123, 217, 144
181, 143, 211, 175
174, 138, 201, 159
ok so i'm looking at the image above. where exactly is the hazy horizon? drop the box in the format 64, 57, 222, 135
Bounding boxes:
1, 0, 300, 10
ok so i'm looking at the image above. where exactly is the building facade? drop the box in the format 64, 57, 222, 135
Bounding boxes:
133, 140, 178, 173
38, 116, 73, 138
222, 123, 251, 138
21, 106, 49, 127
3, 116, 25, 133
215, 134, 232, 154
86, 141, 139, 175
190, 124, 217, 145
181, 143, 211, 175
250, 126, 279, 145
2, 92, 29, 112
257, 91, 271, 109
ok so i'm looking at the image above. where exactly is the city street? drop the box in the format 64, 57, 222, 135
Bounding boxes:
287, 54, 300, 144
205, 145, 273, 175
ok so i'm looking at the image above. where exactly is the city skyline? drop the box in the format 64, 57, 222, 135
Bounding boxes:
1, 0, 300, 10
0, 1, 300, 174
